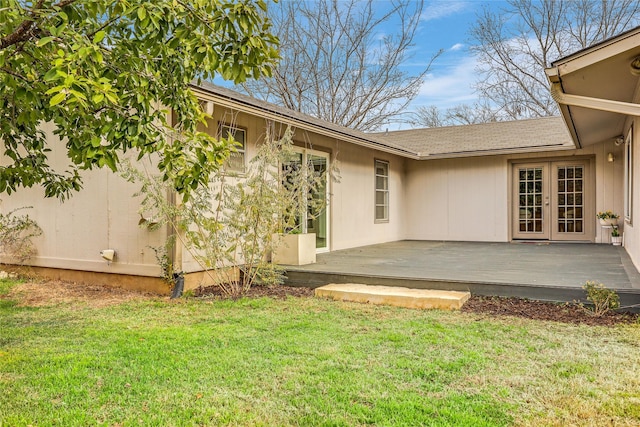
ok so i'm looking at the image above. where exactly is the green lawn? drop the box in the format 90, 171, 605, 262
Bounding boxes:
1, 279, 639, 426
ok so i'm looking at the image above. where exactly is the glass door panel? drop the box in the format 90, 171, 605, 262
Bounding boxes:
512, 160, 592, 241
284, 149, 330, 252
307, 154, 328, 250
513, 164, 549, 239
281, 152, 303, 233
551, 164, 588, 240
518, 167, 544, 233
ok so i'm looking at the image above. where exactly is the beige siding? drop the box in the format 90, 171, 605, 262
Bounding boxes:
405, 143, 623, 243
0, 122, 166, 276
329, 140, 406, 250
179, 106, 408, 274
405, 156, 508, 241
3, 106, 628, 281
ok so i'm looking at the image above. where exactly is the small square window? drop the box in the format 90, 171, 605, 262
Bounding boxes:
220, 124, 246, 172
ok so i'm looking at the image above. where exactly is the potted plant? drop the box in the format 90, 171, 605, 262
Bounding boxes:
597, 211, 619, 226
611, 226, 623, 246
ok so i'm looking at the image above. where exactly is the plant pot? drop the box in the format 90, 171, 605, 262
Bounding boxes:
612, 235, 623, 246
272, 233, 316, 265
599, 218, 618, 226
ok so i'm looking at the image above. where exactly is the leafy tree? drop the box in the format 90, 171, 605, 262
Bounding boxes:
241, 0, 440, 132
0, 0, 279, 200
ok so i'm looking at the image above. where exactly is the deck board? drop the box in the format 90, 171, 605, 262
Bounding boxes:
284, 241, 640, 308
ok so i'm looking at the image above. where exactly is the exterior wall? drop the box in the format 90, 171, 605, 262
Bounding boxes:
405, 142, 623, 243
405, 156, 508, 241
328, 139, 406, 250
179, 104, 408, 275
0, 122, 166, 279
5, 100, 629, 288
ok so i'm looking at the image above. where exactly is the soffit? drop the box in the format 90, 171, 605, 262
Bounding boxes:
548, 28, 640, 147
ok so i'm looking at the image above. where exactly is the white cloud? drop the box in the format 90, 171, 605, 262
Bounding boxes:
414, 54, 480, 109
450, 43, 464, 51
421, 1, 468, 22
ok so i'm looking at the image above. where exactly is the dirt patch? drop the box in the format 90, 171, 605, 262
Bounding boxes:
195, 285, 637, 326
4, 280, 637, 326
461, 295, 638, 326
4, 280, 158, 308
193, 284, 315, 300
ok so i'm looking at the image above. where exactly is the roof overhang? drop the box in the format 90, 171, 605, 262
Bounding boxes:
545, 27, 640, 148
190, 83, 420, 160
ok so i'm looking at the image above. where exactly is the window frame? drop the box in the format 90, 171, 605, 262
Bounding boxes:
219, 123, 247, 173
624, 126, 633, 224
374, 159, 389, 223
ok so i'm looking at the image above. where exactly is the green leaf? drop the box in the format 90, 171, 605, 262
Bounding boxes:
137, 7, 147, 21
93, 31, 106, 44
43, 69, 58, 82
37, 37, 55, 47
49, 92, 66, 106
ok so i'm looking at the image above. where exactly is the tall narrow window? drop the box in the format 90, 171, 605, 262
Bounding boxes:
220, 124, 246, 172
375, 160, 389, 222
625, 128, 633, 222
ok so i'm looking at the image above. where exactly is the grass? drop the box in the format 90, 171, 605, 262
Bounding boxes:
1, 279, 639, 426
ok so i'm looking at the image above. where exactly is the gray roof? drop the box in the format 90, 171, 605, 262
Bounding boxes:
192, 82, 416, 158
374, 116, 575, 158
193, 82, 575, 160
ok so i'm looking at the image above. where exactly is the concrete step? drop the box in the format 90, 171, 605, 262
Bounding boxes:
314, 283, 470, 310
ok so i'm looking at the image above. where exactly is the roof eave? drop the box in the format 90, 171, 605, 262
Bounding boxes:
417, 143, 576, 160
551, 26, 640, 72
190, 84, 420, 160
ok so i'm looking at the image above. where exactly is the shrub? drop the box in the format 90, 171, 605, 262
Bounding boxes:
122, 122, 338, 297
0, 206, 42, 264
583, 281, 620, 317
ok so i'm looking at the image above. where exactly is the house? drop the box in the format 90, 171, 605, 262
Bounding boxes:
1, 27, 639, 294
546, 26, 640, 272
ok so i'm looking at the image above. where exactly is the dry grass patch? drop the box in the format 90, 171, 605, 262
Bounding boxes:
4, 280, 157, 308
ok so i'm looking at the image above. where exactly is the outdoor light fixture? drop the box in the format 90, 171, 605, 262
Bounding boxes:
631, 55, 640, 76
607, 152, 615, 162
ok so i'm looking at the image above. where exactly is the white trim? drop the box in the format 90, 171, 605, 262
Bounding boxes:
625, 127, 634, 223
550, 83, 640, 117
374, 159, 390, 223
219, 123, 247, 172
550, 28, 640, 75
292, 147, 331, 253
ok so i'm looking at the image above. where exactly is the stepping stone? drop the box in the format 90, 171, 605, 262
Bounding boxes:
315, 283, 470, 310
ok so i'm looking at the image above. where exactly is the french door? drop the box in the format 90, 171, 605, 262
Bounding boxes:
512, 161, 593, 241
283, 148, 330, 252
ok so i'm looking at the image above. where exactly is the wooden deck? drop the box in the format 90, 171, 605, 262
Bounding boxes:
283, 241, 640, 310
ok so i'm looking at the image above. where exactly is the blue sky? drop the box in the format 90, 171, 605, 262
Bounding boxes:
216, 0, 509, 128
404, 0, 506, 115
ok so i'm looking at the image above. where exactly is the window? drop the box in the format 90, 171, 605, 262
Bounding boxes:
220, 124, 246, 172
375, 160, 389, 222
625, 128, 633, 222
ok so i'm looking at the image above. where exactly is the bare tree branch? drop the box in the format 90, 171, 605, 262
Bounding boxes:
241, 0, 440, 132
470, 0, 640, 120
